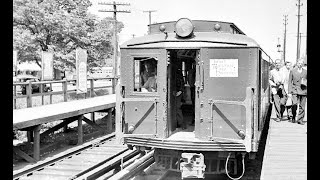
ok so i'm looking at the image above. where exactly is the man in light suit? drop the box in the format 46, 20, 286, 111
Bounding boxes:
269, 59, 287, 122
282, 61, 293, 121
288, 59, 307, 125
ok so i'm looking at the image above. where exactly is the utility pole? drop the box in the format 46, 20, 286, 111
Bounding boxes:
299, 33, 302, 55
277, 37, 283, 62
143, 10, 157, 34
283, 15, 288, 63
99, 2, 130, 142
297, 33, 307, 57
305, 23, 307, 56
296, 0, 303, 62
98, 1, 130, 87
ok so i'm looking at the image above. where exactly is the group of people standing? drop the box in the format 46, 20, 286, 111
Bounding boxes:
269, 59, 307, 125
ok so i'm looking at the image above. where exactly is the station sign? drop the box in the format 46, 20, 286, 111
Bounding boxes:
42, 51, 54, 80
76, 48, 87, 94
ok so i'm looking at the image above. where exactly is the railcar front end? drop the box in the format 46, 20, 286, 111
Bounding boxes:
116, 18, 272, 178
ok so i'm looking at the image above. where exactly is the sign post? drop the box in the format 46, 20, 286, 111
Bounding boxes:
76, 48, 87, 94
42, 51, 54, 80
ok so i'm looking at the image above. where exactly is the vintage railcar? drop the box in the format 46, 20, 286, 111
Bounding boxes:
116, 18, 272, 178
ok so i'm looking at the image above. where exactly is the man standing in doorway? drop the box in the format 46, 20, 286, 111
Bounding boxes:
175, 67, 186, 129
269, 59, 287, 122
288, 59, 307, 125
187, 60, 196, 125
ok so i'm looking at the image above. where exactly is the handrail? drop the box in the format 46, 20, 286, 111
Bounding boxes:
13, 77, 114, 86
13, 77, 116, 109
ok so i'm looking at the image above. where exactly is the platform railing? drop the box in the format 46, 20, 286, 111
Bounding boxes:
13, 77, 116, 109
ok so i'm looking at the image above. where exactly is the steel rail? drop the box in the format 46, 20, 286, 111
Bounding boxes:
74, 150, 141, 180
13, 133, 116, 179
96, 154, 145, 180
132, 162, 170, 180
108, 150, 155, 180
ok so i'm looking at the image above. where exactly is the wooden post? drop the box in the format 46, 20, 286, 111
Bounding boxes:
78, 115, 83, 145
90, 79, 94, 97
26, 81, 32, 108
33, 125, 41, 161
63, 80, 68, 132
49, 83, 53, 104
115, 82, 123, 143
91, 112, 95, 123
40, 83, 44, 105
27, 131, 33, 142
63, 79, 68, 102
107, 108, 113, 132
112, 78, 116, 94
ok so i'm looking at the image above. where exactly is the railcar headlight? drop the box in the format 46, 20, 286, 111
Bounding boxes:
174, 18, 194, 38
128, 125, 135, 133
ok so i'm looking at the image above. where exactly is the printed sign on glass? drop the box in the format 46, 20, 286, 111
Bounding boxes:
42, 51, 54, 80
76, 48, 87, 94
210, 59, 238, 77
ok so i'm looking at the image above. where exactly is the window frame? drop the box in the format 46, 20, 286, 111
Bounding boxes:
132, 56, 159, 95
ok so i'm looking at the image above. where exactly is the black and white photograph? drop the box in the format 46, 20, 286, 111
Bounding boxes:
13, 0, 307, 179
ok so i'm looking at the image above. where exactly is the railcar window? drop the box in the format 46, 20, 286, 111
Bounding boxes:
134, 57, 158, 92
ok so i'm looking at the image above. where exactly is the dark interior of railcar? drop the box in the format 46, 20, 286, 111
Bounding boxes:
167, 49, 197, 134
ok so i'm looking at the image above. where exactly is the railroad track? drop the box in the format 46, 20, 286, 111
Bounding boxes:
102, 149, 175, 180
13, 133, 140, 180
13, 128, 268, 180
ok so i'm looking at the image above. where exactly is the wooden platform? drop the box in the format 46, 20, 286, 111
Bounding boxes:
260, 103, 307, 180
13, 94, 116, 130
13, 94, 116, 163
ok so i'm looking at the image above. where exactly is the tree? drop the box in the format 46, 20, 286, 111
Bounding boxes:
13, 0, 123, 72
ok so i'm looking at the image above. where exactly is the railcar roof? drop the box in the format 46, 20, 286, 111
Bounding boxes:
148, 20, 246, 35
120, 31, 260, 48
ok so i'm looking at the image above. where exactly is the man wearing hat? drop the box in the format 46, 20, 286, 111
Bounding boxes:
288, 59, 307, 125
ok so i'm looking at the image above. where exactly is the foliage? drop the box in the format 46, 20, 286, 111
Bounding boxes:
13, 0, 123, 71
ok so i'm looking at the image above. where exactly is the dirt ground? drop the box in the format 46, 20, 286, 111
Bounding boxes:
13, 113, 114, 172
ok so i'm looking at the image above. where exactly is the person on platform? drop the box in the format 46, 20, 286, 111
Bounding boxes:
269, 59, 287, 122
282, 61, 293, 121
288, 59, 307, 125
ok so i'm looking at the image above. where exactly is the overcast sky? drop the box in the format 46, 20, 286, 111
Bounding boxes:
88, 0, 307, 64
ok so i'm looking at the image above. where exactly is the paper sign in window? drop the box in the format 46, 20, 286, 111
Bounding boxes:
210, 59, 238, 77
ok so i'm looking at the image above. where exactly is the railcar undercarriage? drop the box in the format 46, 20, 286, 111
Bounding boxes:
152, 148, 246, 179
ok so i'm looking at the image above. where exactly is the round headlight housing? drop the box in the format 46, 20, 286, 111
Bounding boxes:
159, 24, 166, 32
174, 18, 194, 38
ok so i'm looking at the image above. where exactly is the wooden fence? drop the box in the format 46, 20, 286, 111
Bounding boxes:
13, 77, 116, 109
